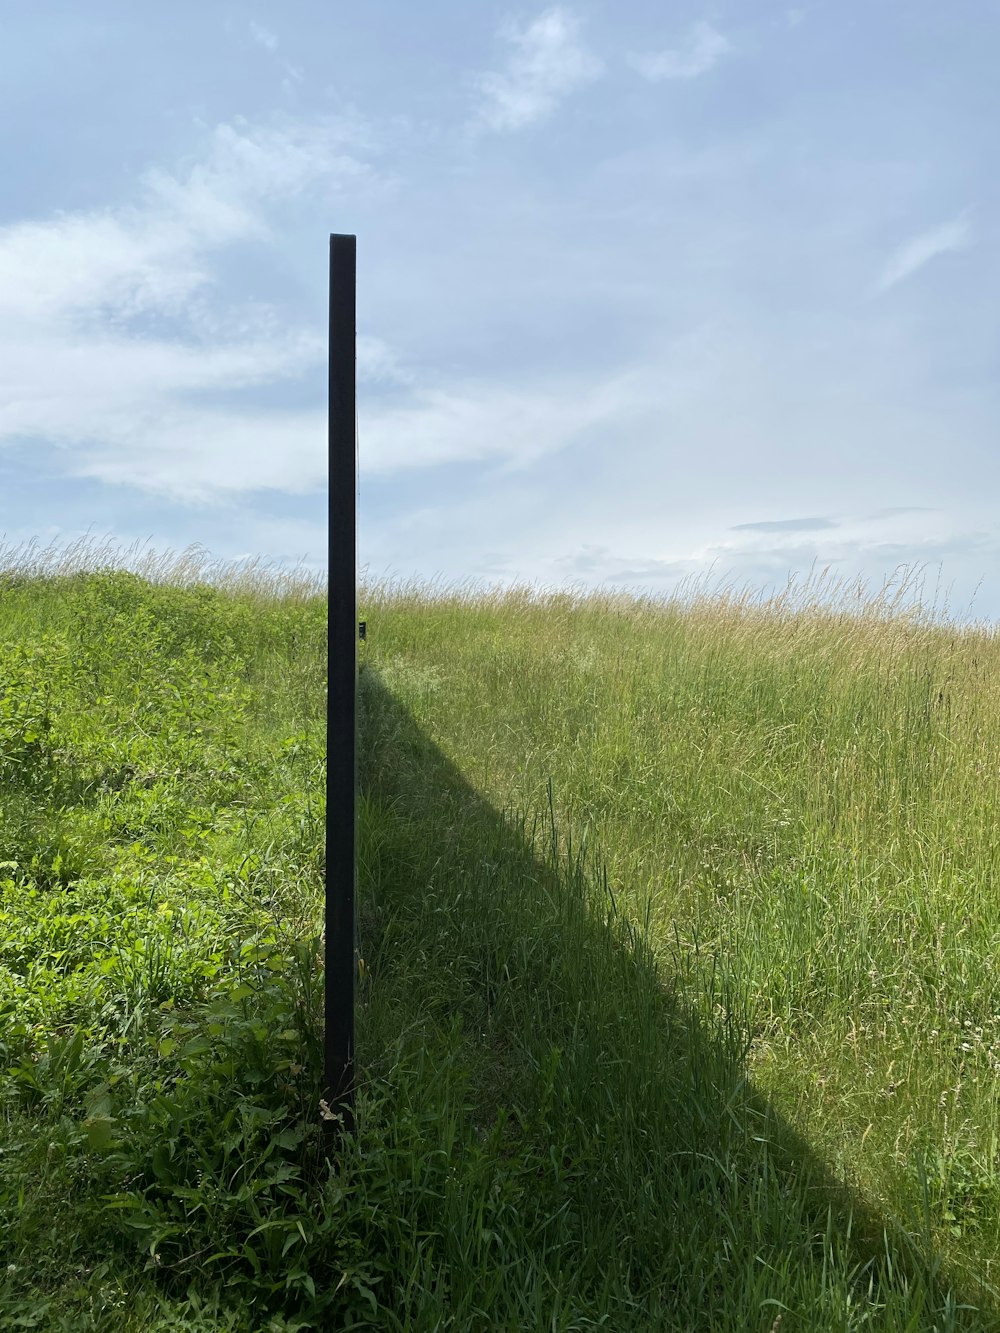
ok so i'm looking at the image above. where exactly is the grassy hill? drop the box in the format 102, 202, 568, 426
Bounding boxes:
1, 553, 998, 1329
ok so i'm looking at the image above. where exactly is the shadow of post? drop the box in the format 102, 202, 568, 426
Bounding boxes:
354, 667, 995, 1331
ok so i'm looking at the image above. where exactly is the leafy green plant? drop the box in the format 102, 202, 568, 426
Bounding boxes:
0, 640, 67, 784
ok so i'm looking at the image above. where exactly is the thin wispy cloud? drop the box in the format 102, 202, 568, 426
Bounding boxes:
357, 335, 415, 387
472, 6, 603, 132
629, 21, 732, 83
249, 21, 278, 51
866, 506, 939, 521
875, 215, 972, 293
731, 516, 837, 534
359, 366, 646, 475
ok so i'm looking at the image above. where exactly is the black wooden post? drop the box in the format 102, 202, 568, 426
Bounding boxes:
325, 233, 357, 1136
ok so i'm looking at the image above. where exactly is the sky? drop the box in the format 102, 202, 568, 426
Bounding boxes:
2, 2, 998, 617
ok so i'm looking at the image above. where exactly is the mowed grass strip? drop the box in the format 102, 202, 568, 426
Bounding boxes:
0, 544, 996, 1329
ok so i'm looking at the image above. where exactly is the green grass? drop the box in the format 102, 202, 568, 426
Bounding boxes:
1, 545, 998, 1328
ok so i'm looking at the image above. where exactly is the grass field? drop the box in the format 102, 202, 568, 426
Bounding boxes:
1, 544, 998, 1329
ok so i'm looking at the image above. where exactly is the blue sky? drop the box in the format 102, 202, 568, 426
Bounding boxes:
3, 2, 998, 615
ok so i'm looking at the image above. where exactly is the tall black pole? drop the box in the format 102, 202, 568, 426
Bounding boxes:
326, 233, 357, 1136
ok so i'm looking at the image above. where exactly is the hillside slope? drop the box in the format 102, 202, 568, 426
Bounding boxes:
1, 559, 997, 1329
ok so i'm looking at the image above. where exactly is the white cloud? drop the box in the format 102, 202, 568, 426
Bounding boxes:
0, 119, 372, 325
630, 21, 732, 82
357, 365, 657, 475
357, 335, 415, 386
875, 215, 972, 293
0, 325, 330, 501
472, 6, 603, 132
281, 62, 306, 99
23, 364, 622, 502
0, 117, 382, 502
249, 20, 278, 51
0, 327, 322, 427
43, 346, 671, 501
69, 406, 328, 501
